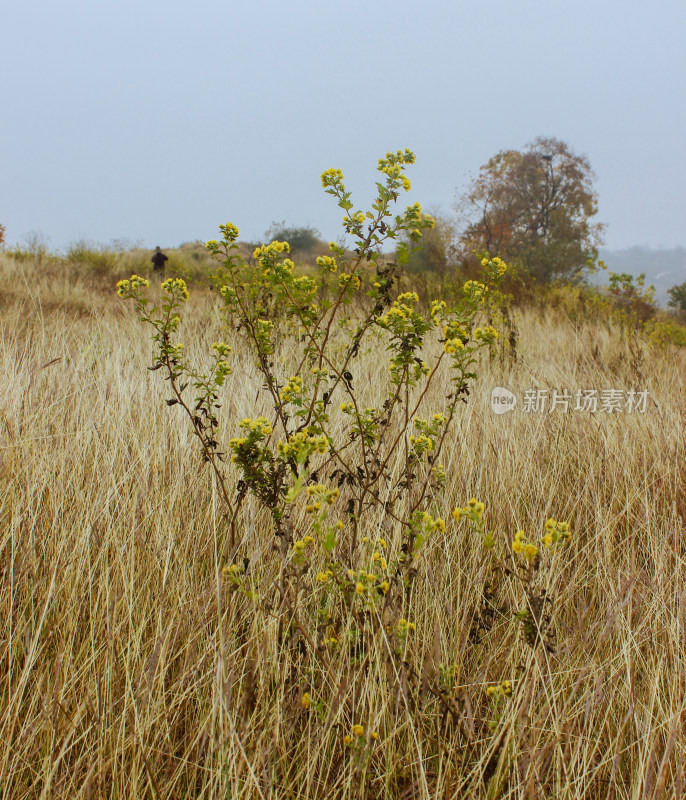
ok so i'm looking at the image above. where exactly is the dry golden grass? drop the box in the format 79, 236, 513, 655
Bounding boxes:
1, 254, 685, 799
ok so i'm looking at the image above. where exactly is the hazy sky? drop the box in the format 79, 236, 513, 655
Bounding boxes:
2, 0, 685, 252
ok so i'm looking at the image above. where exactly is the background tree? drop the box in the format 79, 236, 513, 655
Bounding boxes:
0, 223, 5, 246
398, 212, 457, 281
667, 280, 686, 315
456, 137, 605, 283
264, 221, 321, 254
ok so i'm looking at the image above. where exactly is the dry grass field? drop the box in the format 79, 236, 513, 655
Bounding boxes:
1, 254, 685, 799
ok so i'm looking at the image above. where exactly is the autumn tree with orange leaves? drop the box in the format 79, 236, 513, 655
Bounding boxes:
456, 137, 605, 283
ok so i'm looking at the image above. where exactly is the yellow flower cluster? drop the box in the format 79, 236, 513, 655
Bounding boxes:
277, 431, 329, 461
214, 349, 232, 385
338, 273, 361, 291
398, 291, 420, 304
432, 463, 446, 484
486, 680, 512, 699
116, 274, 149, 296
306, 483, 339, 507
253, 318, 275, 353
397, 618, 416, 635
219, 285, 236, 302
512, 530, 538, 559
349, 568, 389, 596
371, 550, 387, 570
293, 536, 314, 556
321, 167, 344, 188
265, 258, 294, 278
212, 341, 232, 357
430, 299, 447, 322
462, 280, 486, 300
376, 149, 416, 193
420, 512, 445, 533
161, 277, 189, 301
409, 434, 433, 454
480, 255, 508, 276
279, 375, 303, 403
443, 321, 468, 340
238, 416, 272, 436
316, 569, 334, 583
379, 162, 402, 179
377, 148, 416, 171
377, 292, 420, 329
255, 318, 274, 336
339, 401, 354, 413
474, 325, 498, 343
405, 202, 423, 223
344, 725, 379, 745
543, 518, 571, 548
316, 255, 337, 273
253, 241, 290, 260
452, 498, 485, 521
219, 222, 240, 242
229, 416, 272, 460
301, 693, 311, 709
444, 338, 465, 354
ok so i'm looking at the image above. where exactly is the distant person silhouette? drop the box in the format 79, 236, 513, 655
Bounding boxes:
151, 246, 168, 274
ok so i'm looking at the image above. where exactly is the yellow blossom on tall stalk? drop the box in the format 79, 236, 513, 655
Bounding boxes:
218, 222, 240, 242
444, 338, 465, 354
116, 274, 149, 296
316, 255, 337, 273
542, 518, 572, 547
512, 530, 538, 559
474, 325, 499, 343
463, 280, 486, 300
161, 277, 189, 301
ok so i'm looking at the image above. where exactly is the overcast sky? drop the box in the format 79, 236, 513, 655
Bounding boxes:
2, 0, 685, 252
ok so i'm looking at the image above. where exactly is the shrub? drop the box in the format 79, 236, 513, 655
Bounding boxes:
116, 149, 574, 794
646, 319, 686, 348
66, 239, 119, 274
8, 230, 52, 264
607, 271, 656, 326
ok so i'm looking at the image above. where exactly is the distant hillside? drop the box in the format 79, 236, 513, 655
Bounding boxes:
595, 246, 686, 306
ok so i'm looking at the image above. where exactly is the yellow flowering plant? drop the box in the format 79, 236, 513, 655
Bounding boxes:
116, 149, 536, 779
454, 497, 573, 654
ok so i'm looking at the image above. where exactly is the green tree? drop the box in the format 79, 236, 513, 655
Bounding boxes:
264, 221, 321, 254
398, 213, 456, 279
456, 137, 605, 283
667, 280, 686, 314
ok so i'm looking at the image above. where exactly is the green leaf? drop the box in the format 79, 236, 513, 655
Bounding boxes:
323, 531, 338, 553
